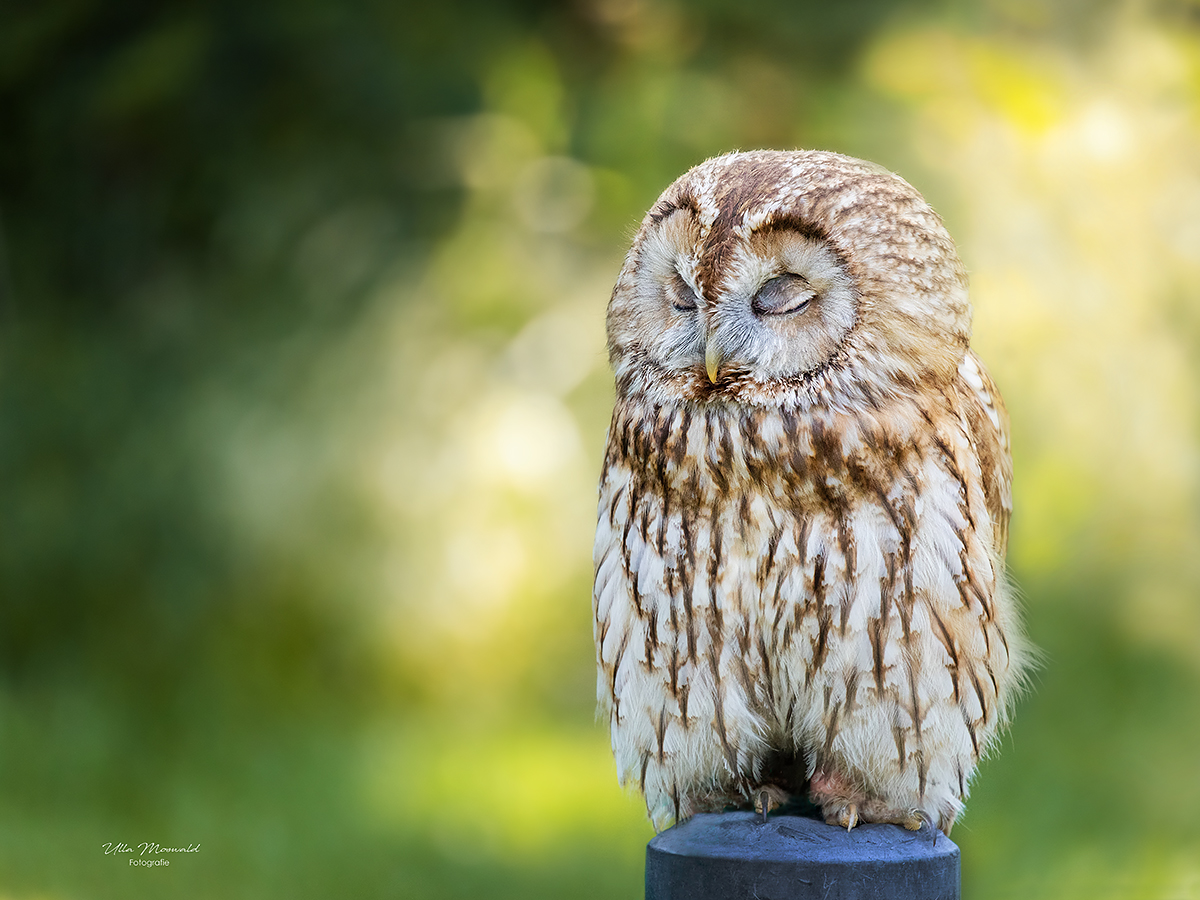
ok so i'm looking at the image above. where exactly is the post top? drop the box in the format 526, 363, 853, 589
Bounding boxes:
650, 811, 958, 864
646, 812, 960, 900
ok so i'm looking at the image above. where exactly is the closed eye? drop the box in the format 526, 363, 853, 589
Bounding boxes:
668, 272, 699, 312
752, 273, 815, 316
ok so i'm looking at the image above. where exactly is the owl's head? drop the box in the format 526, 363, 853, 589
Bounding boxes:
606, 150, 971, 408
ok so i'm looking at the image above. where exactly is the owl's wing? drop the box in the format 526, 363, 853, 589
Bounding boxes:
955, 350, 1012, 559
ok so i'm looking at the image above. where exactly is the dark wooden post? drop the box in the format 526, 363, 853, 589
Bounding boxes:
646, 811, 959, 900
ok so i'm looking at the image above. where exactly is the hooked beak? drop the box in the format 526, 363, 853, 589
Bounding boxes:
704, 332, 723, 384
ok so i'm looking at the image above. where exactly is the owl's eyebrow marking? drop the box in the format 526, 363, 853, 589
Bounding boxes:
748, 214, 830, 243
648, 194, 701, 225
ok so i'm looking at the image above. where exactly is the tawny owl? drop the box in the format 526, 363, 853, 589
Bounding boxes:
593, 150, 1030, 836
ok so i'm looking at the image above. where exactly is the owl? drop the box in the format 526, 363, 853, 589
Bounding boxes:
593, 150, 1030, 836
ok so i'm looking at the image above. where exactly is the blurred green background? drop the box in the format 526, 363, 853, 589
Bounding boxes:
2, 0, 1199, 897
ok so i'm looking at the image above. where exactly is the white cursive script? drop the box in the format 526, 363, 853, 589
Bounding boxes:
103, 841, 200, 857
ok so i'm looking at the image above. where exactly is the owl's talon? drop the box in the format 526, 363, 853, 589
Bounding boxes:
907, 811, 939, 845
844, 803, 858, 832
752, 783, 789, 820
938, 811, 957, 838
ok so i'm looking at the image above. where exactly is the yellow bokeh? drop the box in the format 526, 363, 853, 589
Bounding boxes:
6, 3, 1200, 898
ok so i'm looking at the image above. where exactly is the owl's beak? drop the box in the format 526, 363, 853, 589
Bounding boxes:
705, 333, 723, 383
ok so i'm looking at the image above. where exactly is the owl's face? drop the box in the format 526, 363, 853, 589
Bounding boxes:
607, 151, 972, 408
631, 206, 857, 386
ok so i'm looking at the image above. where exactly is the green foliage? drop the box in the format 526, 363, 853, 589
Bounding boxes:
2, 0, 1199, 897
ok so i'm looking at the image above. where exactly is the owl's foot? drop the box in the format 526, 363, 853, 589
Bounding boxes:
809, 768, 865, 831
809, 769, 927, 832
860, 800, 926, 831
752, 784, 790, 821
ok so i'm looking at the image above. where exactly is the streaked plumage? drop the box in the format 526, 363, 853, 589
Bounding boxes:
593, 150, 1029, 834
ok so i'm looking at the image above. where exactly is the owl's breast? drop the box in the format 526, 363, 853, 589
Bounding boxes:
604, 396, 917, 515
599, 391, 996, 636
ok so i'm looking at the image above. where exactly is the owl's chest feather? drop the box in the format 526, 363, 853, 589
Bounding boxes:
598, 392, 992, 645
605, 397, 929, 519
